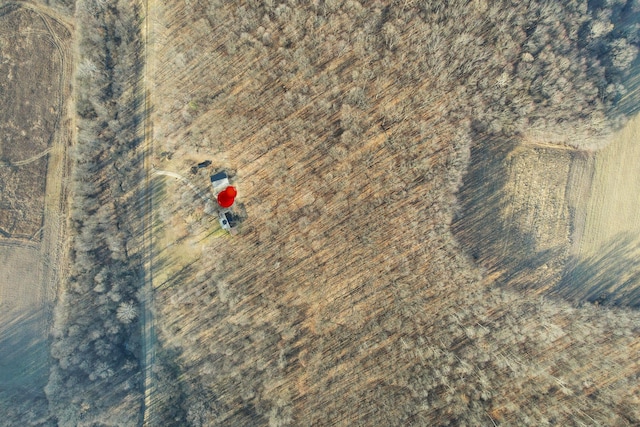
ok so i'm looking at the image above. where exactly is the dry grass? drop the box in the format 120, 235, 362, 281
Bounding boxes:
0, 4, 66, 239
559, 113, 640, 306
578, 114, 640, 257
0, 3, 72, 423
499, 146, 573, 287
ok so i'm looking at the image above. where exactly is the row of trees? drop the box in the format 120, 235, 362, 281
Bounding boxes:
45, 0, 145, 425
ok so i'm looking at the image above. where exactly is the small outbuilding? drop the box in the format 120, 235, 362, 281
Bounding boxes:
210, 171, 230, 192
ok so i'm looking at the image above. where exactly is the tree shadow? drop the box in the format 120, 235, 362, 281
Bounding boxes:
611, 61, 640, 119
0, 307, 50, 393
451, 132, 564, 291
553, 234, 640, 308
452, 132, 516, 269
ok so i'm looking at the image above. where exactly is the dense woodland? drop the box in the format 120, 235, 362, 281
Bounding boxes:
3, 0, 635, 425
150, 0, 640, 425
43, 0, 145, 425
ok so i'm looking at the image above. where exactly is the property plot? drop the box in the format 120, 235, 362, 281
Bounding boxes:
0, 243, 46, 390
559, 113, 640, 306
0, 3, 65, 240
143, 1, 640, 425
0, 2, 72, 420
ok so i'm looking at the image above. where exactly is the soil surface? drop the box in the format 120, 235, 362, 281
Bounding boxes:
0, 3, 66, 239
0, 1, 72, 413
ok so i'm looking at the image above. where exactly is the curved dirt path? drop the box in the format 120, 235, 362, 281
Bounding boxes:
152, 167, 213, 204
0, 147, 53, 167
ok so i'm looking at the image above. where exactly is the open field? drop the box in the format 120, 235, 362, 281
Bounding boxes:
454, 111, 640, 309
559, 114, 640, 306
0, 2, 72, 424
0, 243, 46, 390
0, 3, 66, 240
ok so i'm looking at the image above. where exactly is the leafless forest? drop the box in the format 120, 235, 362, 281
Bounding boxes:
41, 0, 146, 425
3, 0, 639, 425
148, 0, 640, 426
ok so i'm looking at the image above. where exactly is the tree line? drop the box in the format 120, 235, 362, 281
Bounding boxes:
45, 0, 145, 425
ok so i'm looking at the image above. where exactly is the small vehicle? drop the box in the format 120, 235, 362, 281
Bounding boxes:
218, 210, 238, 232
211, 171, 236, 208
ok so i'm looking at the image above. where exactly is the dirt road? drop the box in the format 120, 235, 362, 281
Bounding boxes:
152, 167, 213, 204
140, 0, 156, 423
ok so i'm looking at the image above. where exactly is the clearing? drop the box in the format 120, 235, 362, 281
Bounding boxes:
454, 112, 640, 307
143, 2, 640, 425
559, 113, 640, 306
453, 137, 576, 293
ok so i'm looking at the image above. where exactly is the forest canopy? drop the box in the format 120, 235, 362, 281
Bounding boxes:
144, 0, 640, 425
33, 0, 640, 425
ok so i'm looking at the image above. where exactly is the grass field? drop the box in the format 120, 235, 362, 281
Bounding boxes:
0, 2, 72, 419
559, 113, 640, 306
0, 3, 67, 240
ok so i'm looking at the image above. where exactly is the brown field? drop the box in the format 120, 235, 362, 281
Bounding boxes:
0, 1, 72, 419
0, 3, 68, 239
560, 113, 640, 306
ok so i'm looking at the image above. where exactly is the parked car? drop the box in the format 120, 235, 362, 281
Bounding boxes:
218, 210, 238, 234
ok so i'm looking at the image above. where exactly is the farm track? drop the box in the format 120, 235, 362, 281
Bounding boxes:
0, 147, 53, 167
141, 0, 156, 422
152, 168, 213, 204
34, 6, 73, 328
